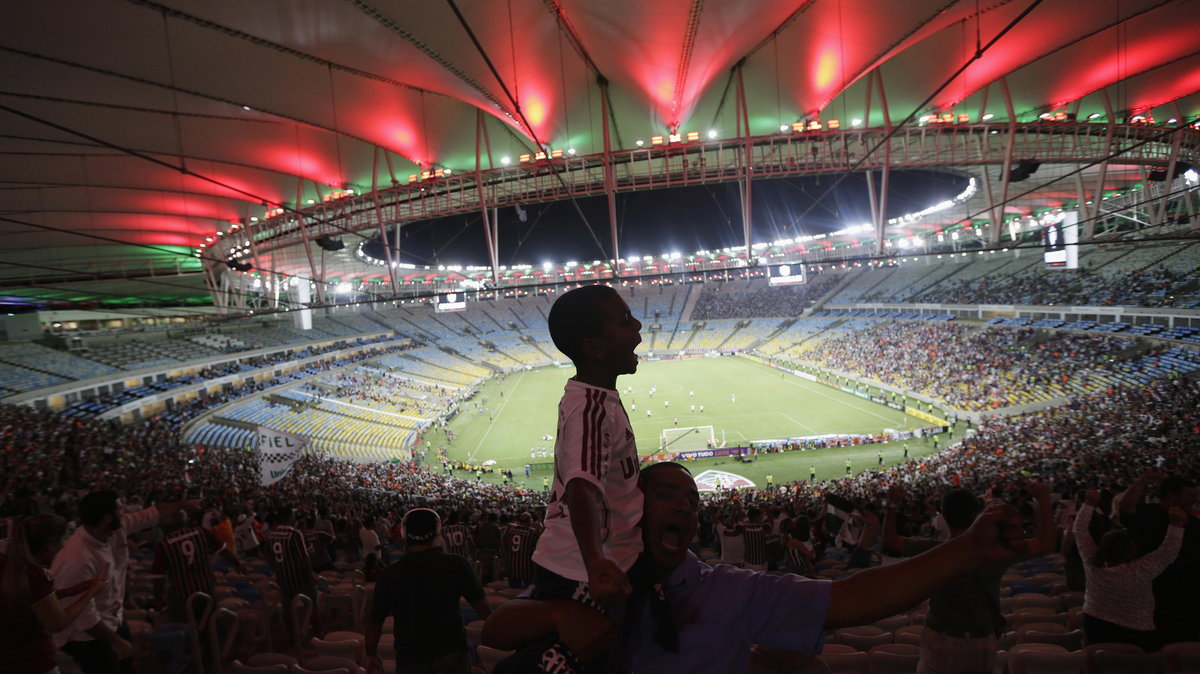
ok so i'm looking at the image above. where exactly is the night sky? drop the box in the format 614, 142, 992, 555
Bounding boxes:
363, 169, 971, 267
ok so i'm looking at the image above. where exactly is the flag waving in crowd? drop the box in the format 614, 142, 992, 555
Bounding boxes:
257, 427, 308, 487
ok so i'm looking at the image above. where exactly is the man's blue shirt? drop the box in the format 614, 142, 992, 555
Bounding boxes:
623, 551, 831, 673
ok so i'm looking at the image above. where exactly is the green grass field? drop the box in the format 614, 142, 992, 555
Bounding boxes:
426, 356, 957, 490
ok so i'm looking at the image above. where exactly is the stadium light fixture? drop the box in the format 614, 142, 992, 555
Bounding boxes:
707, 129, 718, 139
851, 119, 862, 127
1088, 113, 1102, 120
635, 139, 644, 147
982, 113, 994, 121
501, 156, 511, 165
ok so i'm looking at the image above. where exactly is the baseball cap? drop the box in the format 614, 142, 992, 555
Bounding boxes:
403, 508, 440, 544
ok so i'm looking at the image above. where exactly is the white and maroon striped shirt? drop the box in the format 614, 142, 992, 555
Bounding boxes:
441, 523, 475, 560
741, 522, 770, 566
533, 379, 644, 582
153, 527, 220, 603
502, 523, 542, 581
264, 526, 311, 593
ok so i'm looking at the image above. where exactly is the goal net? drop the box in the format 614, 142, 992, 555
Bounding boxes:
660, 425, 717, 451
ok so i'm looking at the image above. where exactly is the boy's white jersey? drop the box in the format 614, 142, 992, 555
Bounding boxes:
532, 379, 644, 581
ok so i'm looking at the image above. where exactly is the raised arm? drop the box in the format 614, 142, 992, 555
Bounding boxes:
1025, 482, 1057, 557
1119, 470, 1159, 517
826, 501, 1022, 628
882, 485, 907, 555
1131, 506, 1187, 576
1072, 497, 1100, 563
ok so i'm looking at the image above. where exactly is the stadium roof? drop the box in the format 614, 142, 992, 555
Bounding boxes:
1, 0, 1199, 311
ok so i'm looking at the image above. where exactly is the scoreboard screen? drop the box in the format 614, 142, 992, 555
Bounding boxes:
768, 263, 807, 286
435, 292, 467, 312
1043, 212, 1079, 269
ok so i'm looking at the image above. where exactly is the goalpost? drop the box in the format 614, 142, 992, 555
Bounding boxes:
660, 425, 718, 451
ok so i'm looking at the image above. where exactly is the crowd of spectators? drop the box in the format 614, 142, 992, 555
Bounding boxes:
60, 336, 417, 419
791, 320, 1148, 409
915, 264, 1200, 308
296, 367, 459, 420
2, 311, 1199, 669
690, 274, 840, 320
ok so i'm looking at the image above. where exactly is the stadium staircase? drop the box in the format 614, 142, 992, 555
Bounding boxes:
479, 308, 511, 332
675, 323, 703, 351
809, 271, 860, 313
714, 320, 751, 350
470, 343, 511, 372
435, 345, 499, 373
526, 336, 558, 362
679, 284, 702, 321
747, 318, 796, 351
360, 309, 398, 332
897, 262, 974, 302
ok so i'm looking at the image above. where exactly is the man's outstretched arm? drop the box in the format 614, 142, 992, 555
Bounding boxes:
826, 501, 1022, 628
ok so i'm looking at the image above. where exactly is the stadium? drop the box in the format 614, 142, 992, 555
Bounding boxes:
1, 1, 1199, 672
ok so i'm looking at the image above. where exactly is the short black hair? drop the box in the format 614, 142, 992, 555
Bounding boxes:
940, 487, 983, 530
639, 461, 692, 485
78, 491, 119, 528
547, 284, 619, 364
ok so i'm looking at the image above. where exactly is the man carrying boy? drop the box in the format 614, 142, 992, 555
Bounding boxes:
526, 284, 644, 671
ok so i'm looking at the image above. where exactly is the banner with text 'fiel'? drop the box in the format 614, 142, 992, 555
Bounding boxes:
257, 426, 308, 487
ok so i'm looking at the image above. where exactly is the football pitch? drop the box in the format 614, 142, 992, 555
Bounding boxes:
428, 355, 953, 489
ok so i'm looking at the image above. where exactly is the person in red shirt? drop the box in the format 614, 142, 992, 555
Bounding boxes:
1, 514, 106, 674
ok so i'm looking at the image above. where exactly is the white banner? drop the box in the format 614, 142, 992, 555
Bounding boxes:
257, 426, 307, 487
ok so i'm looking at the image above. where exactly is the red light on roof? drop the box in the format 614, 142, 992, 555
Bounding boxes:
827, 120, 840, 129
651, 136, 664, 145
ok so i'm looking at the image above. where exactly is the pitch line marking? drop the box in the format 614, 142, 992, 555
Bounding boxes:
468, 369, 526, 462
780, 375, 905, 425
777, 411, 818, 433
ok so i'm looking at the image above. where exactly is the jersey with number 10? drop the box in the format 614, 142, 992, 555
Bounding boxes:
441, 523, 475, 560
